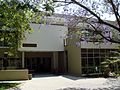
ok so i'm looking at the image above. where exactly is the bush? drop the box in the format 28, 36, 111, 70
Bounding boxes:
0, 83, 19, 90
101, 51, 120, 77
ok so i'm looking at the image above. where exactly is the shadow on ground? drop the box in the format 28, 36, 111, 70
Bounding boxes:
32, 73, 56, 78
33, 74, 86, 80
58, 87, 120, 90
62, 75, 85, 80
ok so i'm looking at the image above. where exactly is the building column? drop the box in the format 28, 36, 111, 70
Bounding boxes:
22, 51, 25, 68
53, 52, 58, 73
63, 51, 67, 73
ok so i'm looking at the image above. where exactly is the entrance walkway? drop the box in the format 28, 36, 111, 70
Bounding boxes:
7, 74, 120, 90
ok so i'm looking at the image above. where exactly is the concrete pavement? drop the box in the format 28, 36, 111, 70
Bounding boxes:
6, 74, 120, 90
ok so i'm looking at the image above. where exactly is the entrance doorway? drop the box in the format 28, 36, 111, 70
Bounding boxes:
25, 57, 51, 73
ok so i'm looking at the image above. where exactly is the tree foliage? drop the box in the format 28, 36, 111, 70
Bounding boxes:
0, 0, 54, 55
53, 0, 120, 44
101, 50, 120, 76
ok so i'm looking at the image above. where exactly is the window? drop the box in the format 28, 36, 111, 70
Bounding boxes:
81, 49, 118, 74
23, 43, 37, 47
82, 58, 87, 67
94, 58, 100, 66
81, 54, 87, 57
88, 58, 94, 67
82, 68, 88, 74
94, 54, 99, 58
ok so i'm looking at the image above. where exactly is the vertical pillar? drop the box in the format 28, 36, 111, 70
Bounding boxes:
63, 51, 66, 73
53, 52, 56, 69
53, 52, 58, 73
22, 51, 25, 68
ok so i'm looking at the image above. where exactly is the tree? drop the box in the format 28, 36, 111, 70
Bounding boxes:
0, 0, 53, 55
53, 0, 120, 44
101, 50, 120, 77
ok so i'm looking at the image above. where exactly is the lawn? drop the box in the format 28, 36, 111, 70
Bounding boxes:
0, 83, 20, 90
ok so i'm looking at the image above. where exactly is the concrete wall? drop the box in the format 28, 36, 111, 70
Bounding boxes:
81, 41, 119, 49
65, 38, 81, 76
53, 52, 58, 72
0, 69, 29, 80
19, 24, 68, 52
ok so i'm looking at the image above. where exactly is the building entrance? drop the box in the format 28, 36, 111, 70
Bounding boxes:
25, 57, 51, 73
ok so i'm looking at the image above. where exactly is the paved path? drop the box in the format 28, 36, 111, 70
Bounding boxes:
7, 75, 120, 90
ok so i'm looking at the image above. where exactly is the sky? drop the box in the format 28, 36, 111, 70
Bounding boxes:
15, 0, 117, 21
54, 0, 116, 21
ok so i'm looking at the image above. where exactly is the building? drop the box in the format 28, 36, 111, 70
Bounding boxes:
65, 16, 120, 76
0, 14, 119, 76
65, 37, 119, 76
0, 22, 68, 74
19, 23, 68, 74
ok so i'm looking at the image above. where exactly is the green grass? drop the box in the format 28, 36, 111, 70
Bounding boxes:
0, 83, 20, 90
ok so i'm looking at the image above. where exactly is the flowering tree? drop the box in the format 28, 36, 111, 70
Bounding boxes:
53, 0, 120, 44
0, 0, 53, 54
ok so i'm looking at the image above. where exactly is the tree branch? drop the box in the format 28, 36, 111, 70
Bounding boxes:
109, 0, 120, 28
54, 2, 72, 8
71, 0, 120, 32
88, 23, 120, 44
53, 0, 72, 4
